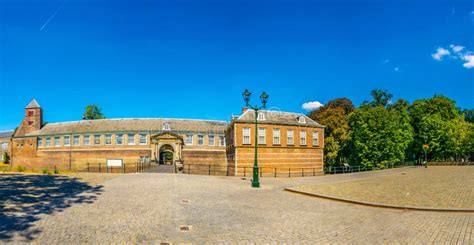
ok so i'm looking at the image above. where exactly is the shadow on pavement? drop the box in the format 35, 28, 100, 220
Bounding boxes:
0, 174, 103, 242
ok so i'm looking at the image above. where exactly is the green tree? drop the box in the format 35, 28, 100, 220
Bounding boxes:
83, 104, 105, 120
408, 95, 466, 162
2, 152, 10, 164
348, 105, 413, 168
308, 98, 354, 166
348, 90, 413, 168
462, 109, 474, 123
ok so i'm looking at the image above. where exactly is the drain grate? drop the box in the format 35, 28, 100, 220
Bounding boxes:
181, 199, 190, 204
160, 242, 171, 245
179, 225, 192, 232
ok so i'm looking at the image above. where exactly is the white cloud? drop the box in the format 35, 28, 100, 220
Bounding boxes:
394, 67, 400, 72
302, 101, 324, 111
432, 47, 450, 60
450, 44, 465, 53
382, 59, 390, 64
462, 54, 474, 68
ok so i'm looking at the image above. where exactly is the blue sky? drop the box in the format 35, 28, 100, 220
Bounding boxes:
0, 0, 473, 131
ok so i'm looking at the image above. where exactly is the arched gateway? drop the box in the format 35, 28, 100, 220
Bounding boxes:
150, 132, 184, 172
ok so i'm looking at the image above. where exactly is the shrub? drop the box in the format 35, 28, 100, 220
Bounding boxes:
2, 152, 10, 164
16, 166, 26, 172
53, 166, 60, 174
42, 167, 51, 175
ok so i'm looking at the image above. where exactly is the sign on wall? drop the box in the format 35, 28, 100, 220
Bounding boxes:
107, 158, 123, 167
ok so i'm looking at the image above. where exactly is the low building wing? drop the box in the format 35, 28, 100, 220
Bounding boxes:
233, 109, 324, 127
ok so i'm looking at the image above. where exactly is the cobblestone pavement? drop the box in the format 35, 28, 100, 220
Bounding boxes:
294, 166, 474, 209
3, 167, 474, 244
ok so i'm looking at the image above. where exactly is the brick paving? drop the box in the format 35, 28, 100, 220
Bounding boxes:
1, 167, 473, 243
293, 166, 474, 209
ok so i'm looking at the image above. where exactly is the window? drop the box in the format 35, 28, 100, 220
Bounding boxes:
1, 142, 7, 151
185, 134, 193, 145
208, 135, 215, 146
287, 130, 294, 145
104, 134, 111, 145
298, 116, 306, 124
257, 112, 265, 121
219, 136, 225, 146
64, 135, 71, 146
73, 135, 80, 146
312, 132, 319, 146
94, 135, 101, 145
28, 110, 34, 116
139, 134, 147, 145
273, 128, 280, 145
46, 137, 51, 147
37, 137, 43, 147
163, 122, 170, 131
243, 128, 251, 144
84, 135, 90, 146
127, 134, 135, 145
28, 121, 35, 125
115, 134, 123, 145
300, 131, 307, 145
258, 128, 266, 144
198, 135, 204, 145
54, 136, 60, 146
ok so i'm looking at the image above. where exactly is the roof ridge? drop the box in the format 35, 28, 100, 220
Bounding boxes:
44, 118, 228, 126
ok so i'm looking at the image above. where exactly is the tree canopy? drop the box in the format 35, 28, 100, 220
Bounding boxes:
307, 90, 473, 168
83, 104, 105, 120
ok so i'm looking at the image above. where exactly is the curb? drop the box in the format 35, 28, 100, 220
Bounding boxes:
284, 188, 474, 213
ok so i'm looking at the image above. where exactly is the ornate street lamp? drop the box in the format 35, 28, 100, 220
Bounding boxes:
242, 89, 269, 188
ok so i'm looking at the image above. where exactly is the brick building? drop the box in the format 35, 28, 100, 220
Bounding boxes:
226, 108, 324, 176
8, 99, 324, 175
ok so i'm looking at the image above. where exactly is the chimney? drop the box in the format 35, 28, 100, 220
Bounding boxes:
242, 107, 248, 114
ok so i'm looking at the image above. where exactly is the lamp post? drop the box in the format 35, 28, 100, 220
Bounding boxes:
422, 136, 429, 168
242, 89, 269, 188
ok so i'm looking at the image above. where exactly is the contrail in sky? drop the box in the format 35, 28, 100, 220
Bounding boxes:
39, 0, 67, 31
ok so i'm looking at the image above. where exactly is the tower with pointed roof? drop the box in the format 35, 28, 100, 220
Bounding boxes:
15, 99, 43, 136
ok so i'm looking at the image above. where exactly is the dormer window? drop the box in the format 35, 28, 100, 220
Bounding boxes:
298, 116, 306, 124
257, 112, 265, 121
163, 122, 171, 131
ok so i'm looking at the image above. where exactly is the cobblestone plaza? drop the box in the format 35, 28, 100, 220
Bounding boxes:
1, 167, 473, 243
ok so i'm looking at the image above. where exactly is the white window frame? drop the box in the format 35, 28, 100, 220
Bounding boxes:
273, 128, 280, 145
139, 134, 147, 145
299, 116, 306, 124
219, 136, 225, 146
185, 134, 193, 145
64, 135, 71, 146
243, 127, 251, 145
54, 136, 60, 147
287, 130, 294, 145
115, 134, 123, 145
73, 135, 80, 146
197, 135, 204, 146
312, 132, 319, 146
163, 122, 170, 131
127, 134, 135, 145
46, 137, 51, 147
94, 135, 101, 145
300, 130, 307, 145
258, 128, 266, 144
84, 135, 90, 146
208, 134, 215, 146
105, 134, 112, 145
37, 137, 43, 147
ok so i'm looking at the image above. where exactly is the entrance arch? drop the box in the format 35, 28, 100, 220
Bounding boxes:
159, 144, 174, 165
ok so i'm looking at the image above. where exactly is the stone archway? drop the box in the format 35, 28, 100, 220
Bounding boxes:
150, 132, 184, 165
159, 144, 174, 165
